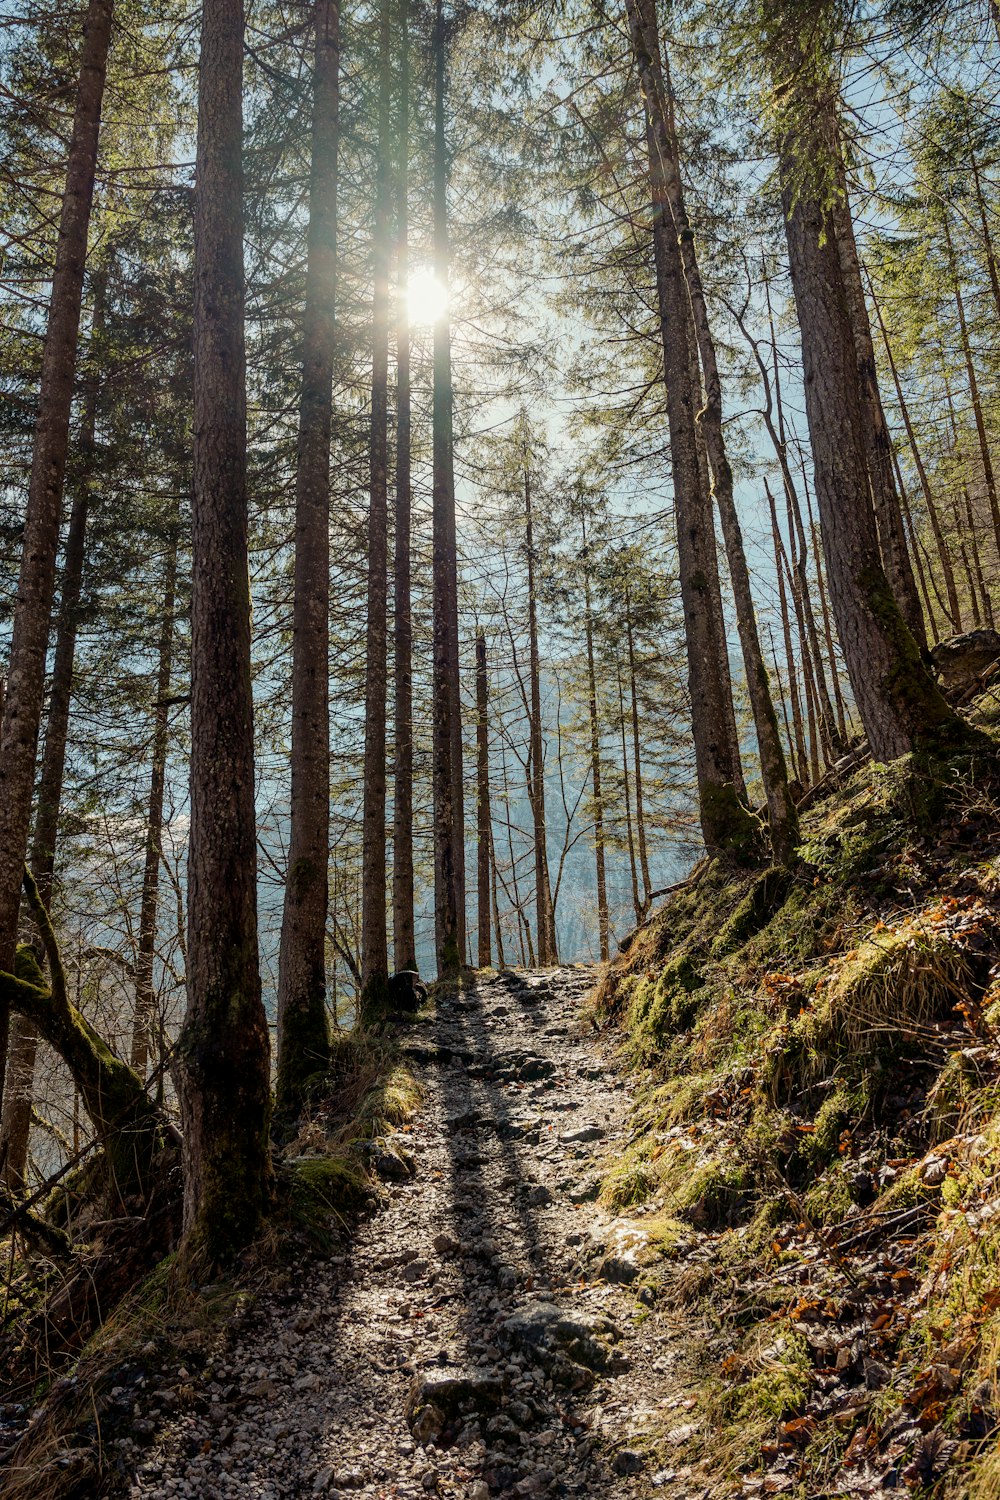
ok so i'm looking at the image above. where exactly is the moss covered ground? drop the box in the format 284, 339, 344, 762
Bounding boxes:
595, 718, 1000, 1497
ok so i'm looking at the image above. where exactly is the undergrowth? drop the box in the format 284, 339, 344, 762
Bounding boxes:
0, 1021, 423, 1499
597, 728, 1000, 1497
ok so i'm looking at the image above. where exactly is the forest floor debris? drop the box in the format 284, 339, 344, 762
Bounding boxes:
107, 967, 696, 1499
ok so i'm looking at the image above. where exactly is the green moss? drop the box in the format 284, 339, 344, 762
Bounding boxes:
803, 1164, 854, 1225
711, 866, 794, 958
700, 781, 764, 865
283, 1155, 370, 1250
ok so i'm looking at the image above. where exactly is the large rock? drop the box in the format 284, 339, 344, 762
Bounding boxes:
404, 1369, 502, 1445
931, 629, 1000, 697
501, 1302, 621, 1388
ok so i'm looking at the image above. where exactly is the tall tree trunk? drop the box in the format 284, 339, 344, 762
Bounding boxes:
804, 492, 851, 740
942, 209, 1000, 556
832, 152, 927, 651
178, 0, 271, 1263
1, 272, 106, 1189
475, 628, 491, 968
779, 114, 960, 761
581, 521, 610, 963
630, 38, 755, 857
130, 538, 178, 1076
275, 0, 339, 1118
963, 486, 994, 628
868, 276, 963, 631
360, 0, 392, 1013
523, 451, 556, 963
0, 0, 114, 1113
624, 587, 651, 905
969, 142, 1000, 327
651, 32, 797, 861
617, 666, 642, 925
431, 0, 465, 978
766, 480, 809, 786
392, 0, 415, 974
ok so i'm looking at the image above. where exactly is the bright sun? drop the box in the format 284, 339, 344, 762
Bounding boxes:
407, 268, 449, 325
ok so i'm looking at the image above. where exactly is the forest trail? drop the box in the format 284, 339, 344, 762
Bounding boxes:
130, 968, 690, 1499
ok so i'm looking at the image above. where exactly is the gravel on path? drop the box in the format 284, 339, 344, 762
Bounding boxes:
128, 968, 690, 1499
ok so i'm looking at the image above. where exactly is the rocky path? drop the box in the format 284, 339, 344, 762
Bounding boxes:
130, 968, 689, 1499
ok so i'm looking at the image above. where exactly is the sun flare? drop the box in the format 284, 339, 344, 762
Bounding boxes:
407, 268, 449, 326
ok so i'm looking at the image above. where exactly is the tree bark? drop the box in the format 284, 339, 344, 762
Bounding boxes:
1, 269, 106, 1190
360, 0, 392, 1014
581, 519, 609, 963
780, 121, 961, 762
275, 0, 339, 1118
617, 666, 642, 925
431, 0, 465, 978
866, 273, 963, 633
475, 628, 491, 968
523, 451, 556, 964
766, 479, 809, 785
628, 17, 755, 857
624, 585, 651, 906
651, 33, 797, 861
0, 0, 114, 1113
832, 151, 927, 652
178, 0, 272, 1263
942, 208, 1000, 557
392, 0, 415, 974
130, 539, 178, 1077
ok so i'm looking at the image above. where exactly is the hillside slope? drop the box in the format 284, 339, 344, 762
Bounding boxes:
593, 708, 1000, 1498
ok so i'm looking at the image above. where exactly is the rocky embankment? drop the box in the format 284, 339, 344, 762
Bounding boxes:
126, 969, 690, 1499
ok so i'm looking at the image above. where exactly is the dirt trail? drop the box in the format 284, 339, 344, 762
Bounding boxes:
128, 968, 690, 1499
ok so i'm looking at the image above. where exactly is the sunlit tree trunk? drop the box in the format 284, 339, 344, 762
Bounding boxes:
581, 517, 609, 962
942, 209, 1000, 557
0, 0, 114, 1112
869, 279, 963, 631
392, 0, 415, 974
361, 0, 392, 1013
276, 0, 339, 1118
1, 272, 106, 1188
766, 480, 808, 786
431, 0, 465, 977
624, 586, 651, 906
617, 667, 642, 925
178, 0, 271, 1262
832, 153, 926, 651
780, 97, 960, 761
130, 538, 178, 1076
523, 451, 556, 963
475, 628, 491, 968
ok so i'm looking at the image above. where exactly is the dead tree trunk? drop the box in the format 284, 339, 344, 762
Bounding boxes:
0, 0, 114, 1112
178, 0, 272, 1263
275, 0, 339, 1118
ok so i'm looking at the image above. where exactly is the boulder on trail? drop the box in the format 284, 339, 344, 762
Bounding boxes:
389, 969, 428, 1015
930, 629, 1000, 698
501, 1302, 621, 1388
404, 1368, 502, 1444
